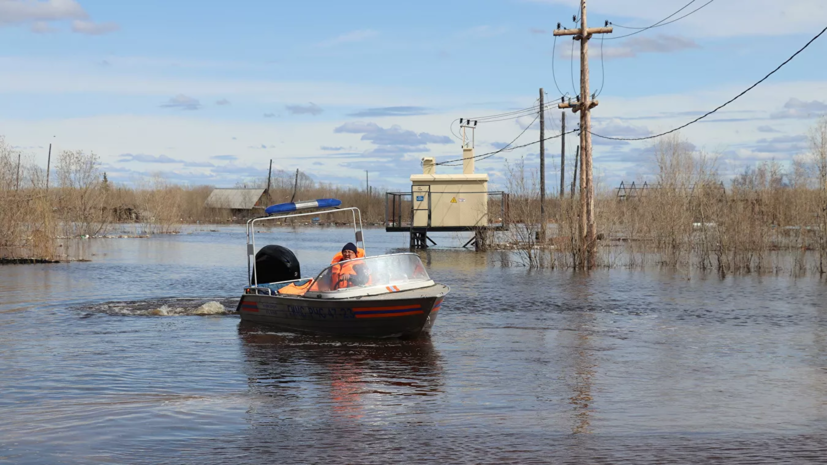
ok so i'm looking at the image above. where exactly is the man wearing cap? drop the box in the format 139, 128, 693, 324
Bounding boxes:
330, 243, 370, 289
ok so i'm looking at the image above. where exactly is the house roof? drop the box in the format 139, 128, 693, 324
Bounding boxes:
204, 188, 267, 210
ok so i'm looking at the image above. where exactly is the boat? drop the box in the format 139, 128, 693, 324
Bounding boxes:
236, 199, 449, 338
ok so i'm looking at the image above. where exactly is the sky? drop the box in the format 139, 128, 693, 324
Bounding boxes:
1, 0, 826, 192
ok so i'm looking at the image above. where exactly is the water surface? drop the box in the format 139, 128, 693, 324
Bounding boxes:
1, 226, 826, 464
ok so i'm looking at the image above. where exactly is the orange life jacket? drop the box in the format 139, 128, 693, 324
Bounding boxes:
277, 279, 314, 296
330, 249, 371, 290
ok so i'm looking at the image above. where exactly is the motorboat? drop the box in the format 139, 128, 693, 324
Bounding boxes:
236, 199, 449, 338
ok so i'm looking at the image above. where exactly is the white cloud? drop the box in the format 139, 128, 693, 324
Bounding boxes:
29, 20, 56, 33
160, 94, 201, 111
317, 29, 378, 47
285, 102, 323, 116
71, 19, 118, 35
770, 98, 827, 119
0, 0, 86, 24
0, 0, 117, 35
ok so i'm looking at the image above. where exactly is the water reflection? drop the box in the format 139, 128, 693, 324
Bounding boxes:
238, 322, 444, 423
562, 274, 597, 435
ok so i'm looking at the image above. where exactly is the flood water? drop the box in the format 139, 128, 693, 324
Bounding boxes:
1, 226, 826, 464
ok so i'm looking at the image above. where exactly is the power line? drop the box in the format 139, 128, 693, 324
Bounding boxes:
605, 0, 715, 41
570, 38, 578, 96
591, 25, 827, 142
551, 35, 567, 97
438, 113, 540, 166
439, 126, 581, 166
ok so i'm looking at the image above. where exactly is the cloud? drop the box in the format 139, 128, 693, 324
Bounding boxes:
160, 94, 201, 111
285, 102, 322, 116
263, 112, 276, 118
757, 125, 781, 133
30, 21, 56, 33
215, 98, 230, 106
71, 19, 118, 35
770, 98, 827, 119
561, 34, 699, 60
0, 0, 87, 25
348, 106, 431, 117
334, 122, 452, 147
248, 144, 273, 149
317, 29, 378, 47
751, 134, 808, 154
183, 160, 215, 168
591, 119, 651, 146
119, 153, 180, 164
320, 146, 345, 151
211, 155, 237, 161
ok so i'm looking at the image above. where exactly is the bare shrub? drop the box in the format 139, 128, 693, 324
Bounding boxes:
0, 137, 59, 260
56, 150, 109, 237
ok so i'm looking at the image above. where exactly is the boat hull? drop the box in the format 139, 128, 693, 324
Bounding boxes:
236, 284, 448, 338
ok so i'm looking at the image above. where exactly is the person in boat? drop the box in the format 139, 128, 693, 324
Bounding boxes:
279, 243, 370, 295
330, 242, 370, 289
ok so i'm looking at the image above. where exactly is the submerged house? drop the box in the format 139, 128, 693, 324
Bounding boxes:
204, 188, 270, 218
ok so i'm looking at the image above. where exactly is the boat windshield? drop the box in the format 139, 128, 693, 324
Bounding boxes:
308, 253, 430, 292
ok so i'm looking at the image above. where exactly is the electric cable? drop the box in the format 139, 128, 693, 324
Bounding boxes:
570, 38, 578, 96
437, 113, 540, 166
443, 128, 581, 166
551, 35, 567, 97
606, 0, 715, 41
590, 25, 827, 141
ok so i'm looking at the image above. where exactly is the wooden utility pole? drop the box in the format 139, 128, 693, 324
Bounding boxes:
560, 112, 566, 198
554, 0, 612, 269
539, 88, 546, 242
46, 144, 52, 190
15, 152, 21, 191
266, 159, 273, 202
571, 145, 580, 199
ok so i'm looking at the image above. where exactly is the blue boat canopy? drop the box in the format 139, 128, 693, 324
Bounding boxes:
265, 198, 342, 215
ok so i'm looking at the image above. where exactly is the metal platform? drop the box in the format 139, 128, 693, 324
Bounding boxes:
384, 191, 508, 250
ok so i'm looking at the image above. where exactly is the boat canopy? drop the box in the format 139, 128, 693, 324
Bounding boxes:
307, 253, 432, 296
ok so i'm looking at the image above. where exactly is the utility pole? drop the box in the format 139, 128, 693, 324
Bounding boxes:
539, 88, 546, 243
15, 152, 21, 191
554, 0, 612, 269
365, 170, 370, 221
560, 112, 566, 199
266, 159, 273, 202
571, 145, 580, 199
46, 144, 52, 190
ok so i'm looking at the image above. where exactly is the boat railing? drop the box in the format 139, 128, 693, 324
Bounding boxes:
245, 206, 364, 287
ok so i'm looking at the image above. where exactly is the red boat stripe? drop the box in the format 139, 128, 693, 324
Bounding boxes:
355, 310, 424, 319
352, 305, 420, 312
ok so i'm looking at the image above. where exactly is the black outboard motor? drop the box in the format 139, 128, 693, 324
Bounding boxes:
253, 245, 301, 284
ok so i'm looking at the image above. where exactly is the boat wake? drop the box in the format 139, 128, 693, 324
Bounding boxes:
79, 298, 238, 317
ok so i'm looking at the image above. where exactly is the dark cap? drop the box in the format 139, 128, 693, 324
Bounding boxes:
342, 242, 358, 254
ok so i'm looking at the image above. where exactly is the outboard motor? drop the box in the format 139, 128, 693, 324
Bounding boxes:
253, 245, 301, 284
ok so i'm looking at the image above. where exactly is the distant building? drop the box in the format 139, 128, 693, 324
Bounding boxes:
204, 188, 270, 217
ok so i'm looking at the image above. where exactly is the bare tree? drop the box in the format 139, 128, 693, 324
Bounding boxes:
56, 150, 110, 236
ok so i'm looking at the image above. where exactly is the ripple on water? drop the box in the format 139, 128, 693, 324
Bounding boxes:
77, 298, 237, 317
